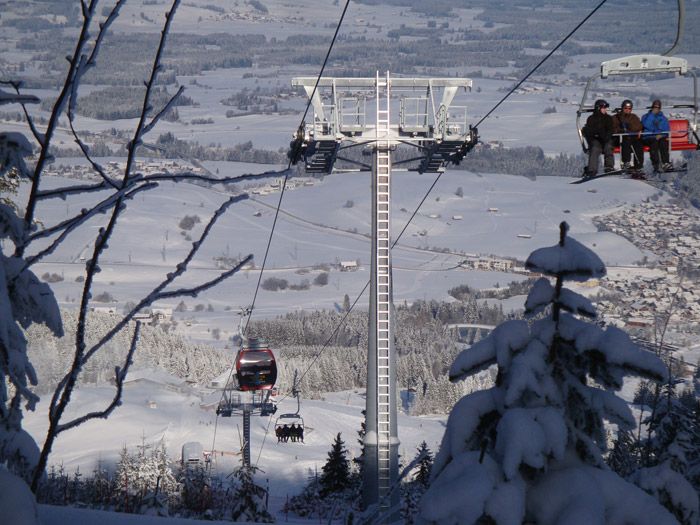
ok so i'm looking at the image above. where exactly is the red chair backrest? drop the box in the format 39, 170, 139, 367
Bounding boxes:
669, 119, 689, 143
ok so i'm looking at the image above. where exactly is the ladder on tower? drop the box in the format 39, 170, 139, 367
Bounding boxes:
375, 72, 393, 506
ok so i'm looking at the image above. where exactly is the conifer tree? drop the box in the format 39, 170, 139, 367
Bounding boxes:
607, 429, 640, 479
320, 432, 350, 496
420, 222, 676, 524
402, 441, 434, 525
632, 378, 700, 524
179, 463, 212, 515
413, 441, 433, 486
230, 465, 274, 523
114, 445, 136, 512
353, 410, 366, 478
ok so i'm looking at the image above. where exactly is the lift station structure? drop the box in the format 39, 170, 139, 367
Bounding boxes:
291, 72, 478, 517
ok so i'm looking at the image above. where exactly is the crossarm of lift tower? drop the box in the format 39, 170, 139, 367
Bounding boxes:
291, 74, 478, 173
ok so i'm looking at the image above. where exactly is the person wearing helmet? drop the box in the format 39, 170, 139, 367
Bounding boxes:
641, 99, 672, 172
582, 99, 614, 177
613, 100, 644, 177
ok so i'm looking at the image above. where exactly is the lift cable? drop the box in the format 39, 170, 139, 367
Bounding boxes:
474, 0, 608, 129
208, 0, 352, 470
254, 280, 369, 468
243, 0, 352, 334
252, 0, 611, 464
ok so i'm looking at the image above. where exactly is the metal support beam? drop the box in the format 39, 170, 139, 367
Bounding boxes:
291, 72, 478, 522
600, 54, 688, 77
243, 407, 251, 468
216, 390, 277, 469
363, 73, 399, 520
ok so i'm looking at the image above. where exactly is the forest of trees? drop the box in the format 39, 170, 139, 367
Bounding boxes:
23, 290, 507, 416
36, 439, 273, 521
249, 296, 509, 414
26, 310, 231, 394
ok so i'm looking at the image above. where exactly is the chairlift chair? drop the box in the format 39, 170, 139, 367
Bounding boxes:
273, 370, 304, 442
576, 54, 699, 158
577, 0, 698, 160
274, 413, 305, 443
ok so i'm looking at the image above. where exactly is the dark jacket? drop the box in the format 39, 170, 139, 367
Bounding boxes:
641, 110, 670, 135
613, 112, 643, 134
584, 111, 614, 145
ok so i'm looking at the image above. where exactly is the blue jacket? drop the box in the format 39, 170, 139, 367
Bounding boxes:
641, 111, 670, 135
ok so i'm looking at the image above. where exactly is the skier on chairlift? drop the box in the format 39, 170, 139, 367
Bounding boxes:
642, 99, 673, 173
582, 99, 615, 178
613, 99, 644, 178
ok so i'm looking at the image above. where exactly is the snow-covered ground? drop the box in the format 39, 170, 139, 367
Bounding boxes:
25, 372, 446, 523
25, 170, 657, 340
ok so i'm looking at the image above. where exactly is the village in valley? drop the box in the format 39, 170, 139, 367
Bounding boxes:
591, 199, 700, 337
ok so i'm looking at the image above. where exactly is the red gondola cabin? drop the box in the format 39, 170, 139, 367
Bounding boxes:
235, 337, 277, 391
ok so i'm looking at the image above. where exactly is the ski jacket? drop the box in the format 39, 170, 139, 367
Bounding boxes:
584, 111, 614, 144
641, 111, 670, 135
613, 112, 643, 134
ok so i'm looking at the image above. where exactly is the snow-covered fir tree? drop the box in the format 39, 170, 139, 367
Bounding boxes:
114, 445, 137, 512
230, 465, 274, 523
320, 432, 351, 496
179, 463, 213, 515
403, 441, 434, 525
629, 378, 700, 524
139, 440, 179, 516
111, 439, 179, 514
284, 469, 323, 518
607, 429, 639, 479
0, 138, 62, 486
413, 441, 433, 486
286, 433, 361, 521
420, 222, 679, 524
353, 409, 366, 478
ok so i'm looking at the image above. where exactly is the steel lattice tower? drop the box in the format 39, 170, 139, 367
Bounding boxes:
292, 72, 477, 520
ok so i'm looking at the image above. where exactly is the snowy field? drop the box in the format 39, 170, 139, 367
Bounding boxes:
25, 374, 447, 523
24, 168, 659, 344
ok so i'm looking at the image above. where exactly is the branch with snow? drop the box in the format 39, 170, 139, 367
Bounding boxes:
423, 222, 673, 524
21, 182, 157, 271
122, 0, 181, 185
0, 82, 43, 148
66, 118, 119, 190
55, 321, 141, 434
19, 0, 103, 249
36, 168, 287, 201
49, 194, 251, 419
141, 85, 185, 136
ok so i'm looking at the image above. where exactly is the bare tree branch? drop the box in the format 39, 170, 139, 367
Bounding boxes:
22, 182, 157, 270
68, 0, 127, 121
122, 0, 181, 189
141, 85, 184, 136
78, 194, 251, 367
86, 0, 126, 66
35, 168, 289, 200
154, 256, 254, 301
66, 117, 120, 189
19, 0, 101, 257
56, 321, 141, 434
2, 81, 45, 147
65, 0, 126, 189
48, 193, 249, 426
